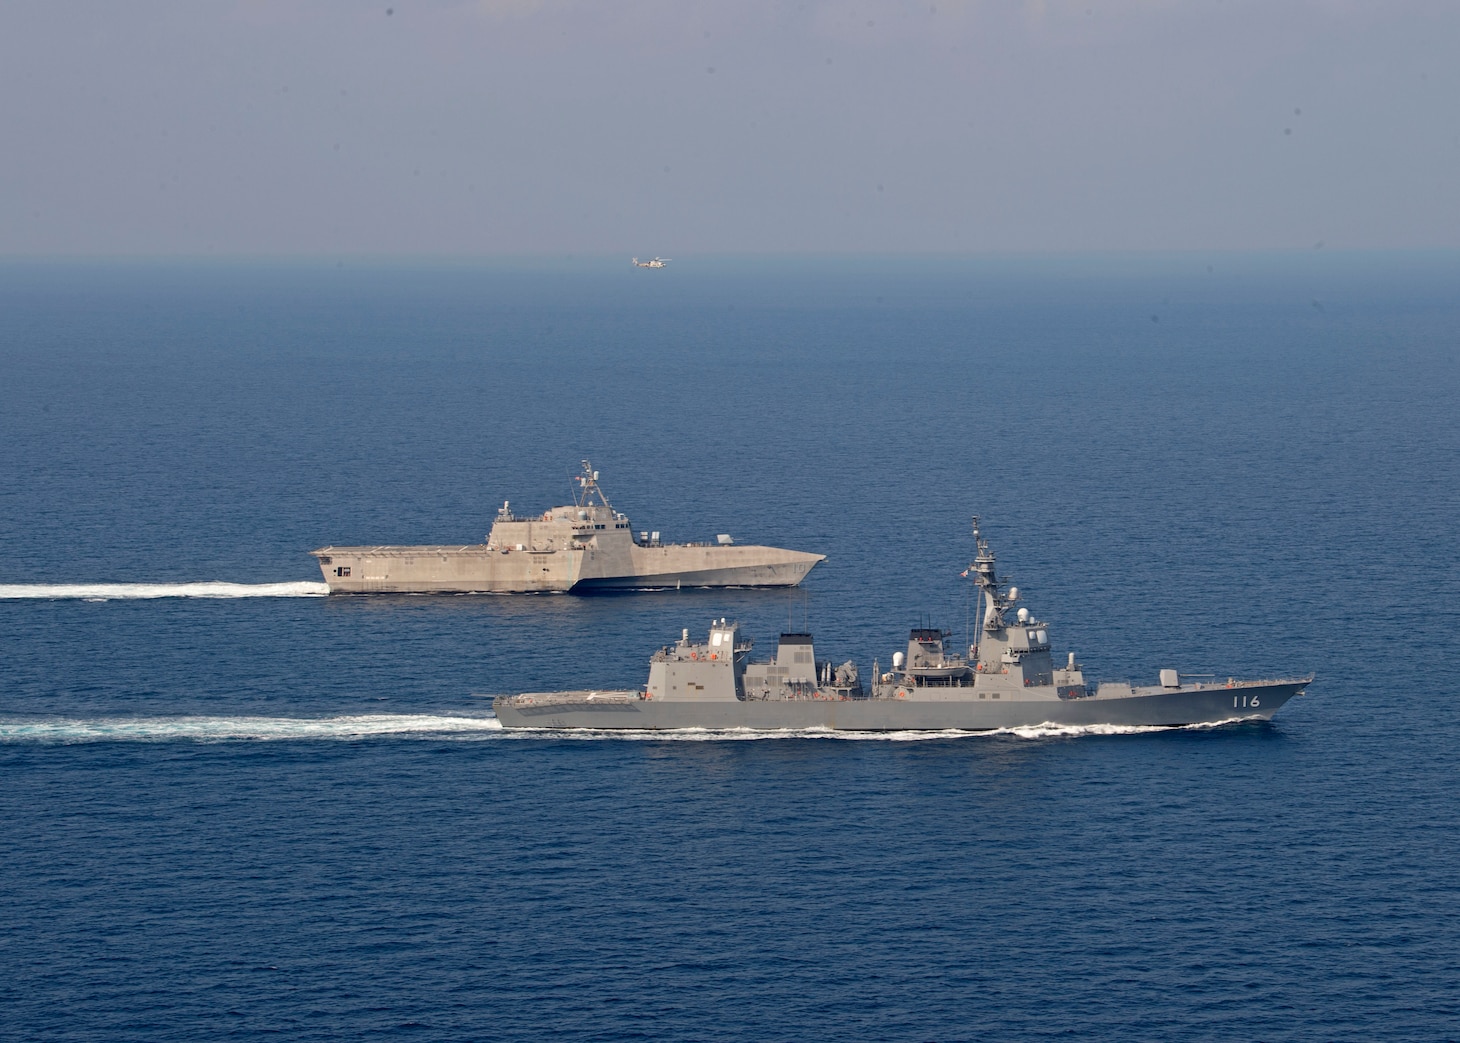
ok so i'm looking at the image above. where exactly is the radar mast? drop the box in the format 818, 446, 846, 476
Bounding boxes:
573, 460, 614, 511
969, 516, 1008, 633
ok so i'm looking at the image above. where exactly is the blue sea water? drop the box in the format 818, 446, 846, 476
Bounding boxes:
1, 255, 1457, 1041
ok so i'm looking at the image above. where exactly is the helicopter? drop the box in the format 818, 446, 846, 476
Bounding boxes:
632, 257, 670, 268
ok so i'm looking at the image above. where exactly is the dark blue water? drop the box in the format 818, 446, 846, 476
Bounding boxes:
2, 256, 1457, 1040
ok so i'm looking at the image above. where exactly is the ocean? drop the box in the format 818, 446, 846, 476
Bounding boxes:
2, 255, 1457, 1040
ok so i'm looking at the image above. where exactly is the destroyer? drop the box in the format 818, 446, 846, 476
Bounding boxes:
313, 462, 823, 594
494, 518, 1311, 730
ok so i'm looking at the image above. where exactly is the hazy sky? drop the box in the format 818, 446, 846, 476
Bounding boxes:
3, 0, 1456, 255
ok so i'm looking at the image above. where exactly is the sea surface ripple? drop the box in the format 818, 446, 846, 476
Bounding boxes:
1, 257, 1457, 1041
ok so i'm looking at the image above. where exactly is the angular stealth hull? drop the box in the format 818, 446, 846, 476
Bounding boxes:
311, 542, 823, 594
312, 462, 823, 594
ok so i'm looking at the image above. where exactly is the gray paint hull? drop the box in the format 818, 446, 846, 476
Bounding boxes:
493, 679, 1308, 731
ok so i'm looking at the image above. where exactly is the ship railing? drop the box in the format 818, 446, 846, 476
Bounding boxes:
906, 673, 975, 688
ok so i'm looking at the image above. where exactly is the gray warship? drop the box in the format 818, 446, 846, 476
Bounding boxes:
312, 462, 823, 594
493, 518, 1311, 731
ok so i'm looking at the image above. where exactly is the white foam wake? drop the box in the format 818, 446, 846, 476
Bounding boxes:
0, 581, 330, 600
0, 713, 503, 743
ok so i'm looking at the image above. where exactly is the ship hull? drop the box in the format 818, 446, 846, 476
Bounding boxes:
311, 544, 823, 594
312, 462, 824, 594
572, 559, 819, 590
493, 679, 1309, 731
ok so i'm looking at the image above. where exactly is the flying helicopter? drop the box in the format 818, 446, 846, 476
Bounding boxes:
632, 257, 670, 268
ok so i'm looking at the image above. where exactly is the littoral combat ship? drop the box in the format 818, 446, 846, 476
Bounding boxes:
312, 462, 823, 594
493, 518, 1311, 731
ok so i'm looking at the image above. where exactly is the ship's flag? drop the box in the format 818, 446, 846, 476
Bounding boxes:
960, 569, 969, 577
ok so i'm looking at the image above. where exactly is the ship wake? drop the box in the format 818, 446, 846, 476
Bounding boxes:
0, 581, 330, 600
0, 713, 503, 743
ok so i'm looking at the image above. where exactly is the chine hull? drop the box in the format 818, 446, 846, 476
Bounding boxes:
572, 558, 821, 591
493, 679, 1309, 732
311, 462, 823, 594
311, 544, 823, 594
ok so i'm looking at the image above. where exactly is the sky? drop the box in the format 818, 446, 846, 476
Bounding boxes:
2, 0, 1457, 255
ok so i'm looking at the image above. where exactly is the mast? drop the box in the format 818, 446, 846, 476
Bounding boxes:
969, 516, 1006, 634
573, 460, 614, 511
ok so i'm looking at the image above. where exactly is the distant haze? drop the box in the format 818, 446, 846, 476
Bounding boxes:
3, 0, 1456, 255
